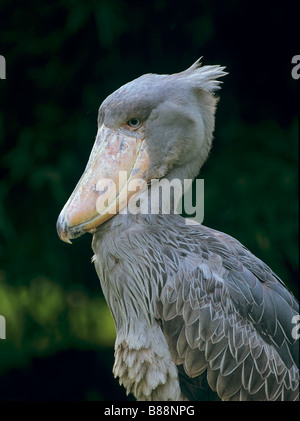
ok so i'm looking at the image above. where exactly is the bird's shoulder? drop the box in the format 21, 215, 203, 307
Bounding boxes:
153, 221, 299, 400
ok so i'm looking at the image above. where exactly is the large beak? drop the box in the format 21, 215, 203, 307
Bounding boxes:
57, 124, 149, 243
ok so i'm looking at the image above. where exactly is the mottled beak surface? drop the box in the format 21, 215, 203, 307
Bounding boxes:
57, 124, 149, 243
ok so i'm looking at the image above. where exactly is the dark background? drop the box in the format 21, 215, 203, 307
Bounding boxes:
0, 0, 298, 401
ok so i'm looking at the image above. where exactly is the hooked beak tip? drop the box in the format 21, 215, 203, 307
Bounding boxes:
56, 214, 73, 244
62, 236, 73, 245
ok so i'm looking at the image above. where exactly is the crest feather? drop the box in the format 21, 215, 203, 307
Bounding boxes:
177, 57, 228, 93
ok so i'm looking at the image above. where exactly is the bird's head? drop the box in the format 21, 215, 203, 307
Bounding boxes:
57, 59, 227, 243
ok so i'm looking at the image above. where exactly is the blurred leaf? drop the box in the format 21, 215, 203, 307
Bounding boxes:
0, 279, 115, 374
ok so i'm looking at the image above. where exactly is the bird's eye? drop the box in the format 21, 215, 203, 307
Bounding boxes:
127, 117, 142, 129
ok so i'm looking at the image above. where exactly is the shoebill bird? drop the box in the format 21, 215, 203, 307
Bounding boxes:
57, 59, 299, 401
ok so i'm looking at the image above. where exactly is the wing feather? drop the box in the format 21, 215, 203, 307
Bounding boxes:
156, 224, 299, 401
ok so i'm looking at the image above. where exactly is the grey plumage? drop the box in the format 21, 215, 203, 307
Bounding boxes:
92, 213, 299, 401
57, 59, 299, 401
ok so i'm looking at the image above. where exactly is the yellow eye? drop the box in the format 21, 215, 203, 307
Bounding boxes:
127, 117, 142, 129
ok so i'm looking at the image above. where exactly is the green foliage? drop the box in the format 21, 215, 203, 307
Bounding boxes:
0, 278, 115, 374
